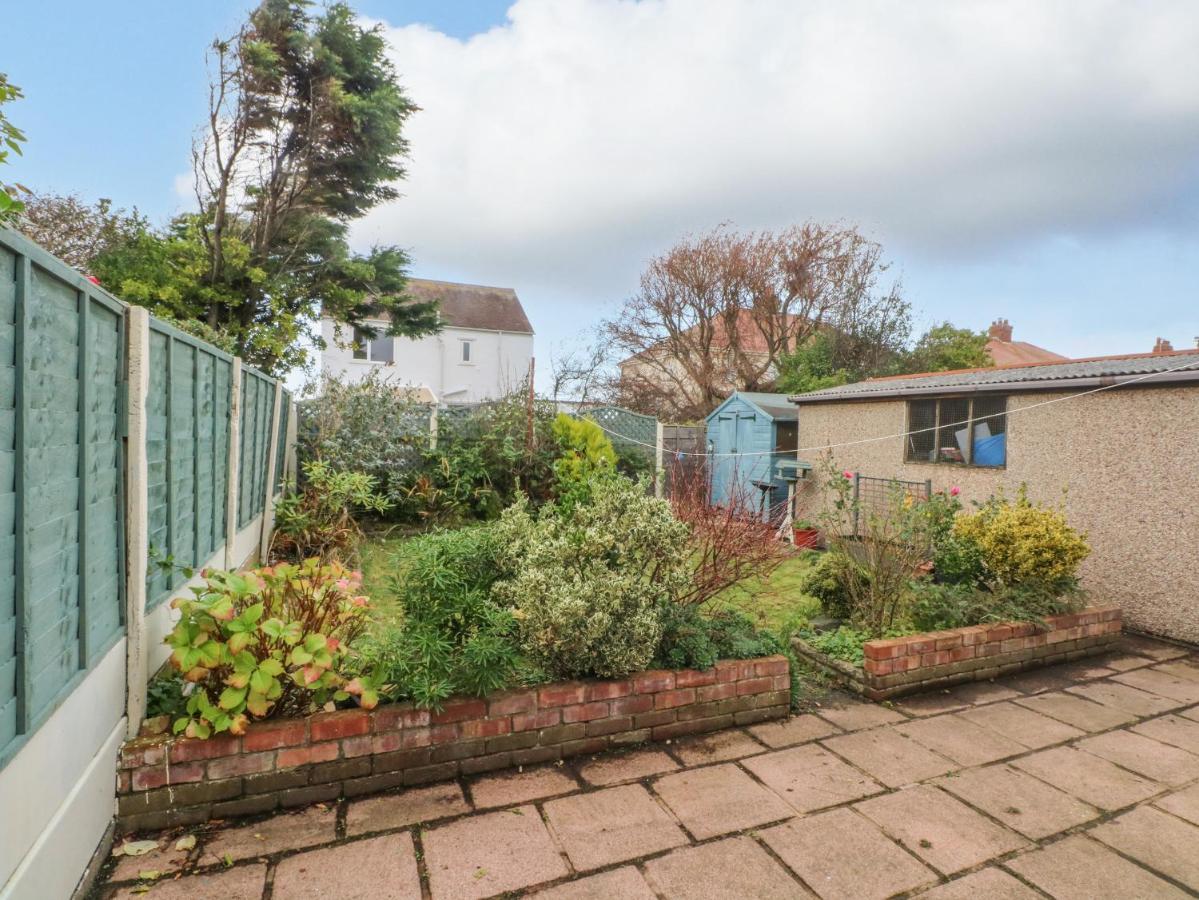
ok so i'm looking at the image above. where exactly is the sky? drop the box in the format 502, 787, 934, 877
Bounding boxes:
6, 1, 1199, 391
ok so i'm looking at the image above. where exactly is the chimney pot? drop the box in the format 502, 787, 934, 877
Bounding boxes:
1152, 337, 1174, 353
987, 318, 1013, 342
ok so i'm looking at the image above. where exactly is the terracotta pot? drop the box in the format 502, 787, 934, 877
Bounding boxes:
793, 527, 820, 549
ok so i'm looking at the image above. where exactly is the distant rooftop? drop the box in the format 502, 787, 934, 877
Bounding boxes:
790, 348, 1199, 403
984, 317, 1067, 367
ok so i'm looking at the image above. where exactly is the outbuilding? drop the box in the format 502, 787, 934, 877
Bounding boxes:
706, 391, 800, 522
788, 349, 1199, 643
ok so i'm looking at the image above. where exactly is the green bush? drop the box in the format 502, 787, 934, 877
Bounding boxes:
954, 487, 1089, 589
797, 550, 862, 620
493, 477, 690, 679
271, 460, 391, 563
551, 414, 617, 510
908, 580, 1086, 632
654, 605, 784, 670
797, 625, 872, 668
352, 525, 522, 709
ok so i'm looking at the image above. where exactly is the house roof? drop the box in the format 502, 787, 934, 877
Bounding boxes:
985, 337, 1067, 367
789, 348, 1199, 404
620, 310, 796, 367
706, 391, 798, 422
406, 278, 534, 334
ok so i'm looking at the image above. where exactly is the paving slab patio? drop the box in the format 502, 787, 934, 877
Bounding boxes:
97, 635, 1199, 900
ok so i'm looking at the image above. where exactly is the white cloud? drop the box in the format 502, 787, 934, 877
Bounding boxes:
352, 0, 1199, 355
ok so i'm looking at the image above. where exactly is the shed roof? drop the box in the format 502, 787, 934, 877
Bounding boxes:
789, 349, 1199, 404
707, 391, 798, 422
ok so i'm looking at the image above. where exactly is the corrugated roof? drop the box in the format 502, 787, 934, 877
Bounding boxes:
790, 349, 1199, 403
407, 278, 534, 334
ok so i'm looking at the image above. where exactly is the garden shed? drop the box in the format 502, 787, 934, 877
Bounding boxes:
706, 391, 799, 521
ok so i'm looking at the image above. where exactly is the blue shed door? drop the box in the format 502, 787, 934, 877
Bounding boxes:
713, 412, 756, 508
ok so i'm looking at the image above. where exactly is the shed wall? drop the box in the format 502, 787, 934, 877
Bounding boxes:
794, 387, 1199, 642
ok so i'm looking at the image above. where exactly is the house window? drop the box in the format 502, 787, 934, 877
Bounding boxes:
460, 340, 473, 363
905, 396, 1007, 467
351, 326, 394, 363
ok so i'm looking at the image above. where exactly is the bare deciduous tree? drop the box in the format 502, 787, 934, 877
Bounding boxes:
606, 223, 903, 420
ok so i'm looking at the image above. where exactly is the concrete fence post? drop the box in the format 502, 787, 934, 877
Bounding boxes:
224, 359, 242, 570
259, 382, 284, 562
124, 307, 151, 738
655, 421, 665, 499
284, 398, 298, 485
429, 403, 439, 450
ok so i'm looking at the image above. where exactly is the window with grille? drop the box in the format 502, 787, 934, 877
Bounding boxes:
904, 396, 1008, 467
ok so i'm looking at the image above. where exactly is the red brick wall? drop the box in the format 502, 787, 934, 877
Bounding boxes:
116, 656, 790, 833
857, 605, 1122, 698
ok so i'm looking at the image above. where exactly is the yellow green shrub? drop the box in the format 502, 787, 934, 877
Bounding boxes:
953, 488, 1089, 587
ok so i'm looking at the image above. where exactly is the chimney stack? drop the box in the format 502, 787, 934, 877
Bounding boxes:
1152, 337, 1175, 353
987, 318, 1013, 342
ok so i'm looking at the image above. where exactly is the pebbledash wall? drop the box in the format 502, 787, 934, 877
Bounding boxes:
0, 228, 296, 900
792, 389, 1199, 643
793, 607, 1122, 700
115, 658, 791, 832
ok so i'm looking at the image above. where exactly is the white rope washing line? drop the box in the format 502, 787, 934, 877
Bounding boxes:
592, 354, 1199, 459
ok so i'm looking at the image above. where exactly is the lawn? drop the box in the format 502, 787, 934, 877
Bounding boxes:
359, 528, 821, 634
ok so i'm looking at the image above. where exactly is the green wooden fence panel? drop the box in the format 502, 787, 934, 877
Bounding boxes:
0, 228, 127, 767
238, 369, 275, 529
146, 321, 236, 607
273, 391, 290, 494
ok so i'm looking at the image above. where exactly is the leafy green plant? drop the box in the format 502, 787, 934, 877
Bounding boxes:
797, 550, 864, 620
272, 460, 391, 563
654, 605, 784, 670
551, 414, 617, 510
954, 487, 1089, 590
908, 580, 1085, 632
165, 560, 372, 738
0, 73, 27, 220
493, 477, 690, 679
352, 525, 522, 708
797, 625, 874, 667
145, 670, 189, 720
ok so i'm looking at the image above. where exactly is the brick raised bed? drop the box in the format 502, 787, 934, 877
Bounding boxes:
115, 656, 790, 832
793, 605, 1122, 700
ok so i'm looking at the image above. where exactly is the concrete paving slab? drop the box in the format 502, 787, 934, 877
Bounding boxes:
822, 727, 957, 788
1077, 730, 1199, 786
671, 728, 767, 765
741, 744, 883, 814
422, 805, 568, 899
271, 833, 421, 899
652, 763, 794, 840
107, 837, 192, 883
1154, 783, 1199, 827
913, 867, 1040, 899
1065, 680, 1179, 716
895, 682, 1020, 717
530, 867, 656, 899
855, 784, 1028, 874
1113, 666, 1199, 704
105, 863, 266, 900
1130, 713, 1199, 754
542, 783, 687, 871
1012, 746, 1160, 810
935, 765, 1098, 839
1006, 833, 1189, 900
748, 714, 840, 748
200, 804, 336, 865
578, 748, 678, 786
998, 668, 1078, 694
1118, 636, 1189, 661
957, 700, 1084, 748
1089, 805, 1199, 892
469, 765, 578, 809
896, 714, 1025, 766
1013, 692, 1135, 731
642, 836, 809, 899
1153, 659, 1199, 682
813, 701, 906, 732
760, 807, 937, 900
1094, 653, 1157, 672
346, 782, 470, 836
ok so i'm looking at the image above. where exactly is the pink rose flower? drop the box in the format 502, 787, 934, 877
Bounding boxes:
950, 486, 961, 496
842, 470, 854, 479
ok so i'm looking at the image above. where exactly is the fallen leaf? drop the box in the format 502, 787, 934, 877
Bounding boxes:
138, 870, 162, 881
130, 886, 153, 895
121, 841, 160, 858
174, 835, 196, 852
223, 852, 234, 868
474, 868, 487, 880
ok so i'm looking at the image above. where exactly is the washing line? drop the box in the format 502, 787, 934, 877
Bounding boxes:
590, 355, 1199, 459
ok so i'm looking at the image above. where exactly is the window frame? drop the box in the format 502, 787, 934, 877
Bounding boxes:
904, 394, 1008, 468
350, 325, 394, 364
459, 339, 474, 365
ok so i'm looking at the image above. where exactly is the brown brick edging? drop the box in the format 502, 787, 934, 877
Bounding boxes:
793, 605, 1122, 700
115, 656, 790, 833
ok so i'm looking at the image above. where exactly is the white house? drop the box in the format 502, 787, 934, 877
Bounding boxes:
321, 278, 535, 403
